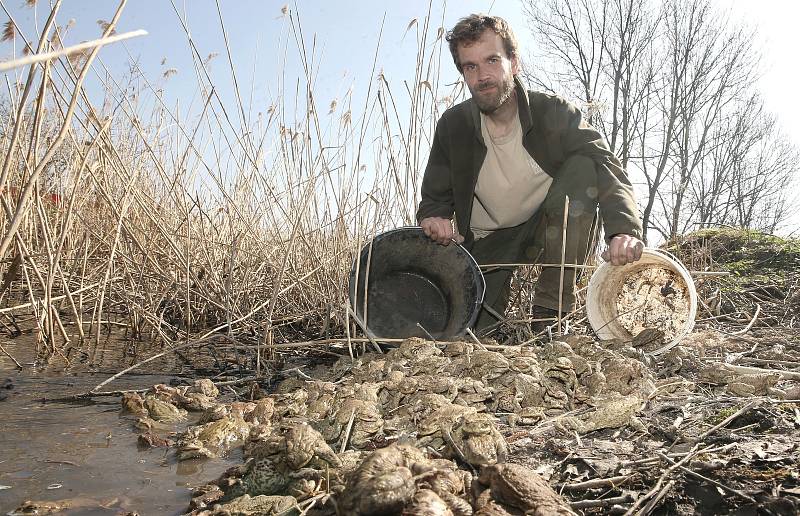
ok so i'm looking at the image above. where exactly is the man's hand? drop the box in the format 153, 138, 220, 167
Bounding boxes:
601, 234, 644, 265
420, 217, 464, 245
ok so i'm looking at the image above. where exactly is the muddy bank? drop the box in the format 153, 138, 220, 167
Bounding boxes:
90, 332, 800, 515
0, 337, 240, 515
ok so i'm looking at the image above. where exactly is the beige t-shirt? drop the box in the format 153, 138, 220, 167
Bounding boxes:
470, 112, 553, 240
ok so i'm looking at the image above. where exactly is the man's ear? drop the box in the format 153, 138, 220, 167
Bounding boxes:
510, 55, 520, 75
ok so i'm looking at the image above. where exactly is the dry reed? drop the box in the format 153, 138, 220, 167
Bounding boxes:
0, 2, 462, 373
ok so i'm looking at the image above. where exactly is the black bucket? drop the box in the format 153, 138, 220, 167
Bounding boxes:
349, 227, 485, 340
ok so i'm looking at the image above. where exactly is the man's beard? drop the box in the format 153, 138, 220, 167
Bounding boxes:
472, 74, 515, 114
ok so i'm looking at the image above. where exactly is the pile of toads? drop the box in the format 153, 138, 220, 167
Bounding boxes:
121, 336, 660, 515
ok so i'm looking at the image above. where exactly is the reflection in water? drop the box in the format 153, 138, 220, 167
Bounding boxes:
0, 338, 238, 515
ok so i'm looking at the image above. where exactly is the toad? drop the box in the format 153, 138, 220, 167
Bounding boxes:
143, 395, 187, 422
476, 463, 576, 515
336, 444, 427, 516
199, 494, 299, 516
447, 413, 507, 466
222, 422, 340, 502
179, 414, 251, 460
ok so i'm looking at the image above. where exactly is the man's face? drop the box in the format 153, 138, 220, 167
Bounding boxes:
457, 30, 518, 114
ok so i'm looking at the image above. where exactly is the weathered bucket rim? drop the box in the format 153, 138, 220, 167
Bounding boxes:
349, 226, 486, 340
586, 247, 697, 355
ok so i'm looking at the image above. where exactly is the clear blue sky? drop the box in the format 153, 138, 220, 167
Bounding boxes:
2, 0, 798, 231
2, 1, 518, 124
3, 1, 798, 143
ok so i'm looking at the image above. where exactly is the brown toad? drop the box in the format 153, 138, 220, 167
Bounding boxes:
179, 414, 251, 460
200, 494, 298, 515
121, 392, 147, 417
143, 396, 187, 422
402, 489, 455, 515
448, 412, 507, 466
336, 444, 428, 516
320, 397, 383, 449
476, 463, 576, 515
221, 422, 340, 502
413, 461, 474, 516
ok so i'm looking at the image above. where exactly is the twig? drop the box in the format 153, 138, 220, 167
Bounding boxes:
731, 304, 760, 335
39, 388, 148, 403
465, 327, 488, 351
557, 195, 569, 335
479, 262, 598, 269
721, 364, 800, 381
570, 494, 635, 509
623, 443, 702, 516
695, 400, 760, 441
43, 459, 78, 466
636, 479, 675, 515
656, 452, 756, 503
90, 338, 211, 392
339, 408, 356, 454
416, 322, 437, 342
562, 474, 635, 491
0, 342, 22, 369
0, 279, 119, 314
619, 444, 736, 468
347, 305, 383, 354
0, 30, 148, 72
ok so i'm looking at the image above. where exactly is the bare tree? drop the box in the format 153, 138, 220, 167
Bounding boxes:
522, 0, 797, 241
522, 0, 609, 126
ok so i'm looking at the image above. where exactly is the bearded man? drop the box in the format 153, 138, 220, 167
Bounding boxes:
417, 14, 644, 331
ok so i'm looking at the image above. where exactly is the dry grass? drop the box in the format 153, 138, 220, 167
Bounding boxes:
0, 1, 464, 370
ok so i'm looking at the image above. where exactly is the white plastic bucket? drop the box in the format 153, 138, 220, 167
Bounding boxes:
586, 248, 697, 354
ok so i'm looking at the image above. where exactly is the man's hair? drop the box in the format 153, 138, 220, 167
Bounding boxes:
446, 14, 519, 74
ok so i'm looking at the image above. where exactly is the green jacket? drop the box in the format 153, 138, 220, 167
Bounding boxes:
416, 76, 643, 246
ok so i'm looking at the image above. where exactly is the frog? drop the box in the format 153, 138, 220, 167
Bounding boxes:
245, 397, 275, 426
395, 337, 442, 359
413, 460, 474, 516
179, 414, 251, 460
464, 351, 510, 383
402, 489, 455, 516
541, 357, 578, 410
189, 378, 220, 398
120, 392, 148, 417
559, 394, 645, 434
454, 378, 493, 407
601, 356, 656, 397
199, 403, 232, 424
476, 463, 576, 516
699, 364, 782, 396
417, 402, 479, 452
335, 444, 427, 516
134, 415, 174, 432
200, 494, 299, 516
222, 422, 340, 502
447, 412, 507, 466
631, 327, 666, 352
138, 430, 173, 448
151, 380, 219, 411
12, 497, 127, 515
143, 395, 187, 422
320, 397, 384, 450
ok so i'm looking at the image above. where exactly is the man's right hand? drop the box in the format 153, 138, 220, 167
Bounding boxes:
420, 217, 464, 245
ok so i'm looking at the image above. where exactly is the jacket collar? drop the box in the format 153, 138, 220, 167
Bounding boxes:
470, 74, 531, 142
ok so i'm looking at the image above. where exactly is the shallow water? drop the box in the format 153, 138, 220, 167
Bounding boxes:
0, 338, 238, 515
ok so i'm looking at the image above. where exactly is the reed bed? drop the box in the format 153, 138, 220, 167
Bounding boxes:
0, 1, 465, 372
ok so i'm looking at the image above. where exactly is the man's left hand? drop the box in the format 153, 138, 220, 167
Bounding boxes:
601, 234, 644, 265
